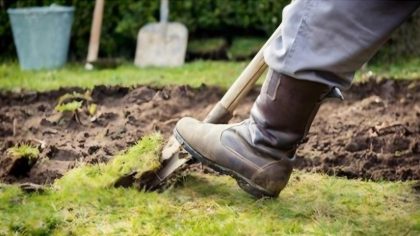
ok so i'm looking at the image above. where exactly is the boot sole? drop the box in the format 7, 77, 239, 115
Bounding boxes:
174, 128, 276, 198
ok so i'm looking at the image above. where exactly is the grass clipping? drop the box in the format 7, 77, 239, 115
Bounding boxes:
54, 133, 162, 191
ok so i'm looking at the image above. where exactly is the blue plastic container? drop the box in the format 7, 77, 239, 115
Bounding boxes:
8, 5, 74, 70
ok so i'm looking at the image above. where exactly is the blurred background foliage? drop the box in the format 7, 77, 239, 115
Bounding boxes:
0, 0, 419, 63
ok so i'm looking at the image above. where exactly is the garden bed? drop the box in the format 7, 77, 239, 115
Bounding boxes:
0, 78, 419, 184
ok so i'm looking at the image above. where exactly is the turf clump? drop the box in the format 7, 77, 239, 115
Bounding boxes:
1, 144, 40, 177
6, 144, 40, 160
54, 133, 162, 191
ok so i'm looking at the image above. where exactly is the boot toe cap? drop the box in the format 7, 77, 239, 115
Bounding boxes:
175, 117, 201, 140
175, 117, 213, 149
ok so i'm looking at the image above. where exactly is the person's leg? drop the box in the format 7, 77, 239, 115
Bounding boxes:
175, 1, 419, 198
175, 74, 331, 197
265, 0, 419, 89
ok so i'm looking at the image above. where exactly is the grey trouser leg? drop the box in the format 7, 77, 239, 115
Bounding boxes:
264, 0, 419, 89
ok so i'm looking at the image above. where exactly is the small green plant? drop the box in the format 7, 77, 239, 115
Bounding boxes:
6, 144, 40, 160
54, 100, 83, 113
55, 91, 93, 113
56, 91, 92, 105
54, 91, 98, 124
87, 103, 97, 116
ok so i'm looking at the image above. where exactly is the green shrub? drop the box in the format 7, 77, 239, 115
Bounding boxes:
371, 8, 420, 64
0, 0, 290, 60
187, 38, 228, 59
228, 37, 265, 60
0, 0, 418, 63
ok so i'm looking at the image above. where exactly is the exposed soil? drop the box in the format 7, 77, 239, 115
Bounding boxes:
0, 78, 419, 184
295, 80, 420, 181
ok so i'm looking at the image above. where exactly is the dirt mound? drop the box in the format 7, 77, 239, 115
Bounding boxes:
0, 78, 419, 184
295, 79, 420, 181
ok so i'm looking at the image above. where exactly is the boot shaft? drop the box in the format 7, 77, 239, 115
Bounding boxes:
250, 70, 331, 153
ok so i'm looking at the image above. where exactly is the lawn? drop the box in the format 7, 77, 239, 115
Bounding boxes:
0, 59, 419, 235
0, 61, 247, 92
0, 135, 419, 235
0, 58, 419, 92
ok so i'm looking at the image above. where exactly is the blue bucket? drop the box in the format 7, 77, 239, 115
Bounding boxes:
8, 5, 74, 70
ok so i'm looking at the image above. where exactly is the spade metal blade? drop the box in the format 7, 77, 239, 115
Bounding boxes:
138, 135, 192, 190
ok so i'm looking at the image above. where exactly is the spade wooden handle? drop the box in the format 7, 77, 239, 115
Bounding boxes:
86, 0, 105, 63
203, 25, 282, 123
160, 0, 169, 23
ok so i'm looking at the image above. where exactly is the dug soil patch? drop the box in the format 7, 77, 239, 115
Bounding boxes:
0, 78, 419, 184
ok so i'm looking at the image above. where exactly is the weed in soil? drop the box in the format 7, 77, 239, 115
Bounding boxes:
54, 91, 98, 124
54, 100, 83, 113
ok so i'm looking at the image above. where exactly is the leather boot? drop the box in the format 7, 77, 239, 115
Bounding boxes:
174, 70, 336, 198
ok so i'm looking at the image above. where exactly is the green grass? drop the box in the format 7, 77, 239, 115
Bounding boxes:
0, 134, 418, 235
0, 61, 246, 92
6, 144, 40, 160
366, 57, 420, 79
1, 59, 419, 93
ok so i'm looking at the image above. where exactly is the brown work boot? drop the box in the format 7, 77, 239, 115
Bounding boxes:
174, 70, 339, 198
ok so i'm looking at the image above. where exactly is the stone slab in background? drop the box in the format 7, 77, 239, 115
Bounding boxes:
135, 22, 188, 67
